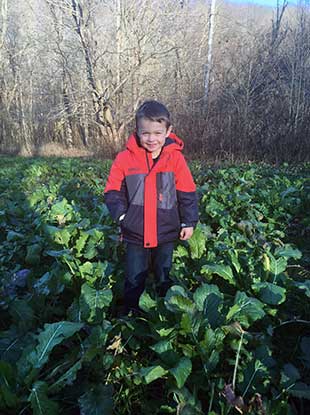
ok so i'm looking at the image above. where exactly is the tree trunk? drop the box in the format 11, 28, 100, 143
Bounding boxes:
204, 0, 216, 110
70, 0, 121, 150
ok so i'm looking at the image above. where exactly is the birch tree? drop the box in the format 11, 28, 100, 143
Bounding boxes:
204, 0, 216, 109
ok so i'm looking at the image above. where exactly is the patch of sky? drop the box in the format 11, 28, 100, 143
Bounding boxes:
226, 0, 298, 7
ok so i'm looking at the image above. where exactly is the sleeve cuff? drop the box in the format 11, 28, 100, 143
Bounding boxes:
180, 222, 196, 228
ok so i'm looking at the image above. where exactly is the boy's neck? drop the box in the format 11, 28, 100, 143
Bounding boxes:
152, 149, 162, 159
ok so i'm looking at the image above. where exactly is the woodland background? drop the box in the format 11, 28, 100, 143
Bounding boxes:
0, 0, 310, 162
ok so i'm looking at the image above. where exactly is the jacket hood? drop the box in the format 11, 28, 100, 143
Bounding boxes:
126, 132, 184, 154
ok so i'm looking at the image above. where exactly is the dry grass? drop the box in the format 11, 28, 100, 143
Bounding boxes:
18, 143, 94, 158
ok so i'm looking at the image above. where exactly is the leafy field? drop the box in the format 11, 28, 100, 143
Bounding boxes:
0, 156, 309, 415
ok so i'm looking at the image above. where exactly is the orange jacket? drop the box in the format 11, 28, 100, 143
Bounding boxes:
104, 133, 198, 247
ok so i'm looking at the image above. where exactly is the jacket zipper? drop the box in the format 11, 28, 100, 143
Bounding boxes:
145, 151, 151, 173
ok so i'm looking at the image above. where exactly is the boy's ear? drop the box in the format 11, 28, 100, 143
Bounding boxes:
167, 125, 173, 136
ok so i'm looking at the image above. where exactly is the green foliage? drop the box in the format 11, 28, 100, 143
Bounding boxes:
170, 357, 192, 388
28, 321, 84, 369
79, 384, 113, 415
0, 157, 309, 414
28, 381, 59, 415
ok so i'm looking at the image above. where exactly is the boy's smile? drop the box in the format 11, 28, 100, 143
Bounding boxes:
137, 118, 172, 158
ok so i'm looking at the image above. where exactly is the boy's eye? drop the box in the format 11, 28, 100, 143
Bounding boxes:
140, 131, 164, 137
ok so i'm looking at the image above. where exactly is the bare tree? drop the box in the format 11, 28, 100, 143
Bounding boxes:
204, 0, 216, 109
0, 0, 309, 161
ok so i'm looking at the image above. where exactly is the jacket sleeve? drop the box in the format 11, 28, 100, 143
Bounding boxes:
104, 154, 128, 223
175, 153, 199, 228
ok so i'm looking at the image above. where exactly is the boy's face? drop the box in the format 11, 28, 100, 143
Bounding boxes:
137, 117, 172, 158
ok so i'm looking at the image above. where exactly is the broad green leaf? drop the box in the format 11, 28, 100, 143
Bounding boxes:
86, 322, 112, 348
80, 261, 110, 283
169, 357, 192, 388
206, 197, 225, 216
139, 291, 157, 312
79, 384, 113, 415
166, 295, 195, 313
165, 286, 194, 313
174, 245, 189, 258
229, 250, 241, 273
294, 281, 310, 297
158, 350, 181, 368
75, 232, 89, 256
180, 312, 203, 336
226, 292, 265, 328
7, 230, 23, 241
205, 293, 225, 328
274, 245, 302, 259
171, 387, 203, 414
44, 249, 71, 258
81, 283, 112, 311
170, 357, 192, 388
0, 361, 18, 408
0, 327, 28, 363
29, 321, 83, 369
50, 199, 74, 222
203, 350, 220, 375
9, 299, 34, 328
150, 340, 173, 354
268, 254, 287, 276
49, 360, 82, 392
28, 381, 59, 415
180, 313, 192, 334
26, 244, 41, 265
290, 382, 310, 399
0, 383, 18, 408
188, 225, 206, 259
179, 344, 195, 358
0, 361, 14, 386
67, 298, 82, 322
33, 272, 52, 295
165, 285, 187, 299
158, 405, 176, 413
83, 241, 98, 259
85, 228, 104, 243
280, 187, 298, 199
199, 328, 216, 353
281, 363, 301, 385
79, 262, 94, 276
44, 225, 71, 247
156, 327, 175, 337
140, 365, 167, 384
252, 282, 286, 305
193, 284, 223, 312
202, 264, 235, 286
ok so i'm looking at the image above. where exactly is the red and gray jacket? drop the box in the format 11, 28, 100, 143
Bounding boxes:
104, 132, 198, 248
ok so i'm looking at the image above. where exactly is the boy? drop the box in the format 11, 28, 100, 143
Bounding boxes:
104, 100, 198, 313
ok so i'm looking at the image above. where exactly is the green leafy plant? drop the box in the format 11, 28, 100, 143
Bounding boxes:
0, 157, 309, 414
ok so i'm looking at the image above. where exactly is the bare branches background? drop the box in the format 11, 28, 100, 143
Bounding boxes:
0, 0, 309, 162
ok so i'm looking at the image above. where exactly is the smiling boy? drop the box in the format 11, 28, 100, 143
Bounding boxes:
104, 100, 198, 313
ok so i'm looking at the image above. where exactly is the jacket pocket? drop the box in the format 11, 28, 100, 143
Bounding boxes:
120, 204, 144, 239
157, 205, 180, 237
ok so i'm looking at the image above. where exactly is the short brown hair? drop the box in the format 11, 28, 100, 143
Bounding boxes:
136, 100, 171, 129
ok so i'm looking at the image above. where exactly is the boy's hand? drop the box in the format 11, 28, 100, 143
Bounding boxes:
179, 226, 194, 240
